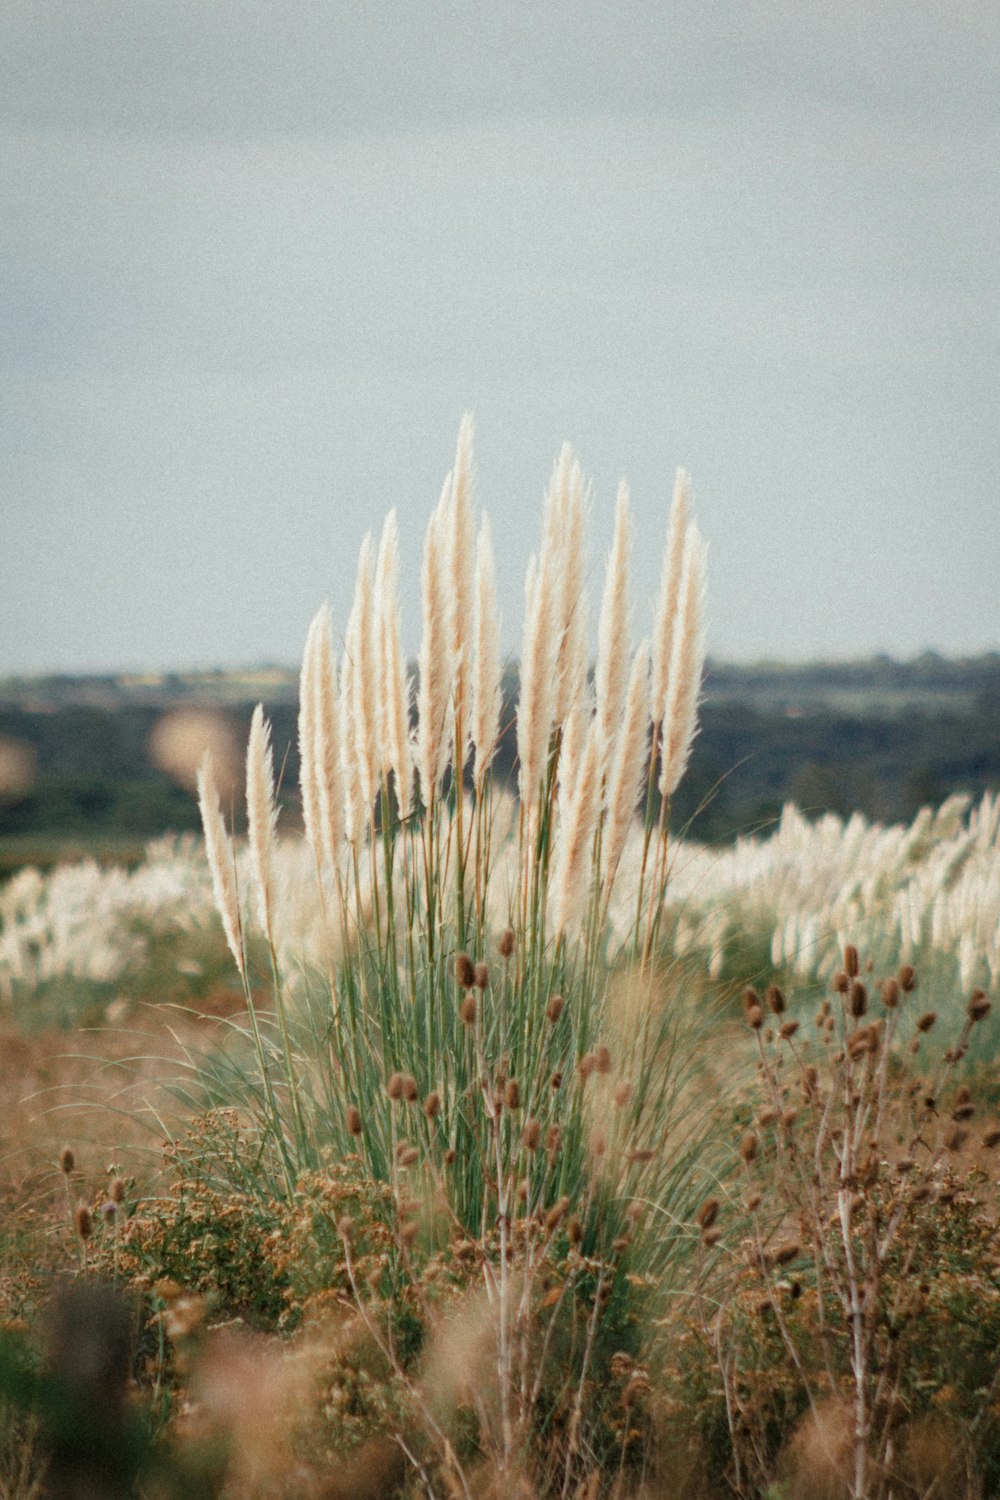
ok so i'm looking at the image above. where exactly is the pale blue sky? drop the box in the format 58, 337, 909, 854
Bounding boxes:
2, 1, 998, 673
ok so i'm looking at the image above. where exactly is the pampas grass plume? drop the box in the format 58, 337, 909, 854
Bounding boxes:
471, 510, 501, 789
197, 749, 246, 978
604, 639, 650, 890
595, 481, 632, 768
651, 468, 690, 727
417, 479, 455, 803
246, 704, 278, 942
551, 717, 605, 937
659, 522, 707, 799
376, 510, 415, 818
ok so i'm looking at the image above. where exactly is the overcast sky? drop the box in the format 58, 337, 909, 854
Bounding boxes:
2, 1, 998, 674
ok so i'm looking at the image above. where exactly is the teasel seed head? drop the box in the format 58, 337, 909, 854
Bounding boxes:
550, 1069, 563, 1090
898, 963, 917, 992
473, 962, 489, 990
833, 970, 850, 994
880, 977, 901, 1009
844, 944, 860, 978
916, 1011, 937, 1033
386, 1071, 404, 1101
766, 984, 786, 1015
772, 1242, 800, 1267
594, 1043, 612, 1075
982, 1128, 1000, 1149
545, 993, 565, 1023
695, 1198, 720, 1230
781, 1108, 798, 1130
544, 1196, 570, 1232
849, 980, 868, 1018
396, 1143, 419, 1168
578, 1052, 597, 1082
743, 989, 764, 1029
444, 1147, 456, 1165
968, 989, 991, 1022
943, 1124, 967, 1153
60, 1147, 75, 1176
498, 927, 515, 958
567, 1216, 584, 1246
459, 992, 477, 1025
521, 1119, 541, 1151
614, 1080, 633, 1108
400, 1074, 419, 1103
346, 1105, 363, 1136
454, 951, 475, 988
74, 1204, 93, 1241
423, 1091, 441, 1119
779, 1020, 799, 1040
504, 1079, 521, 1110
746, 1191, 762, 1213
109, 1177, 126, 1205
740, 1133, 758, 1164
702, 1226, 722, 1248
546, 1124, 562, 1156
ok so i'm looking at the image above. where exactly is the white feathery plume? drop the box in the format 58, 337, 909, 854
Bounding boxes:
307, 604, 345, 873
376, 511, 414, 818
416, 478, 455, 803
471, 510, 501, 789
558, 686, 592, 811
448, 413, 476, 766
550, 716, 605, 938
554, 449, 589, 728
246, 703, 278, 942
659, 523, 708, 799
603, 639, 650, 888
297, 613, 323, 860
651, 468, 690, 729
516, 538, 560, 815
594, 480, 632, 766
346, 534, 379, 826
196, 750, 245, 979
338, 621, 363, 845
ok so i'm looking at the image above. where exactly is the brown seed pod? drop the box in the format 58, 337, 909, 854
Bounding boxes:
833, 970, 850, 994
943, 1125, 967, 1153
444, 1147, 456, 1165
766, 984, 786, 1015
779, 1019, 799, 1040
550, 1069, 563, 1090
74, 1204, 93, 1241
880, 977, 900, 1009
982, 1129, 1000, 1149
386, 1071, 404, 1100
544, 1196, 570, 1231
968, 989, 991, 1022
454, 951, 475, 988
498, 927, 515, 958
740, 1133, 758, 1163
844, 944, 860, 978
459, 992, 478, 1025
898, 963, 917, 992
545, 993, 565, 1023
628, 1148, 655, 1164
743, 989, 764, 1028
567, 1216, 584, 1245
399, 1219, 420, 1245
594, 1043, 612, 1075
546, 1124, 562, 1155
746, 1192, 762, 1213
849, 981, 868, 1018
614, 1080, 633, 1108
473, 961, 490, 990
109, 1177, 126, 1204
400, 1073, 419, 1103
916, 1011, 937, 1033
59, 1147, 75, 1176
781, 1108, 798, 1130
772, 1242, 800, 1266
578, 1052, 597, 1081
346, 1105, 363, 1136
504, 1078, 521, 1110
696, 1197, 720, 1230
521, 1118, 541, 1151
423, 1091, 441, 1119
396, 1144, 419, 1168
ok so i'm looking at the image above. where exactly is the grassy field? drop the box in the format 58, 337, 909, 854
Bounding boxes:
0, 432, 996, 1498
